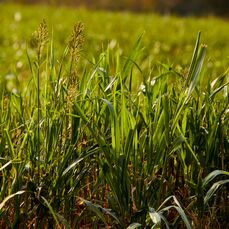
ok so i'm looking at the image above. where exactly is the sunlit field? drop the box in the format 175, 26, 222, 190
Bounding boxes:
0, 4, 229, 75
0, 3, 229, 228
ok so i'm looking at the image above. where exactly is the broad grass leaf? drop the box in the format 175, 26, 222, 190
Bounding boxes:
203, 170, 229, 187
73, 102, 89, 123
187, 31, 201, 86
159, 205, 191, 229
78, 197, 121, 226
149, 211, 161, 225
209, 81, 229, 100
187, 44, 206, 99
204, 179, 229, 205
157, 196, 191, 229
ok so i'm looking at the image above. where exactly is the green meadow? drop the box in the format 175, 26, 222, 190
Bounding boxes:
0, 3, 229, 228
0, 4, 229, 75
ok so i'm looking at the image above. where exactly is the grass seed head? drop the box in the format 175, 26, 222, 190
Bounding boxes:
65, 22, 84, 108
33, 19, 48, 59
69, 21, 84, 69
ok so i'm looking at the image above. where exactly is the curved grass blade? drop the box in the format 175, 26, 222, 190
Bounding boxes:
157, 196, 192, 229
204, 179, 229, 205
203, 170, 229, 187
78, 197, 121, 226
0, 160, 12, 172
0, 191, 25, 210
127, 223, 142, 229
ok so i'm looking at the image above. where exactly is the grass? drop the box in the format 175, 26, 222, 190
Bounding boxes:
0, 4, 229, 76
0, 3, 229, 228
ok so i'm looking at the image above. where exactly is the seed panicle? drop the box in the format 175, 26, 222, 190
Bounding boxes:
69, 21, 84, 70
33, 19, 49, 60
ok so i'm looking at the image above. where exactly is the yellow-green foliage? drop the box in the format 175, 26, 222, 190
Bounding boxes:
0, 4, 228, 78
0, 4, 229, 229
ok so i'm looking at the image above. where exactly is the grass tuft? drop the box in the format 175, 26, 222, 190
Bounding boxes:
0, 17, 228, 228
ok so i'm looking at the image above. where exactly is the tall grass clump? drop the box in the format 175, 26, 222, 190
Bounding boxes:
0, 19, 228, 228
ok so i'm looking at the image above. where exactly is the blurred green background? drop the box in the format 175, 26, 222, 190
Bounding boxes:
2, 0, 229, 15
0, 1, 228, 89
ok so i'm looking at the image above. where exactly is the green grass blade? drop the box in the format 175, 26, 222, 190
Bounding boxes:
202, 170, 229, 187
187, 31, 201, 85
204, 179, 229, 205
41, 196, 60, 226
4, 129, 16, 159
122, 32, 144, 83
187, 44, 207, 99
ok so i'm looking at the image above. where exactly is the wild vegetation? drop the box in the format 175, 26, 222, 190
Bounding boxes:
0, 4, 229, 228
0, 4, 228, 77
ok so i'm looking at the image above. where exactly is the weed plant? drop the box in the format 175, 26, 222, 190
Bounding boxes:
0, 19, 229, 228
